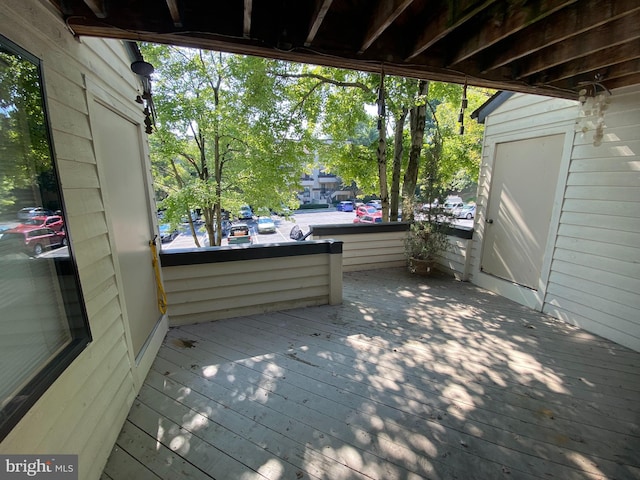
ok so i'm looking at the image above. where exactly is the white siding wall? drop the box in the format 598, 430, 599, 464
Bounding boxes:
162, 253, 341, 325
311, 230, 407, 271
474, 89, 640, 352
0, 2, 150, 478
543, 85, 640, 351
471, 93, 578, 286
435, 236, 473, 281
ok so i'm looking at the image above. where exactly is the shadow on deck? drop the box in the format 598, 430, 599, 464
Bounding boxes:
102, 268, 640, 480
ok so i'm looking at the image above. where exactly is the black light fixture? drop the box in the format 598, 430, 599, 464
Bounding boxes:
458, 78, 468, 135
130, 60, 155, 77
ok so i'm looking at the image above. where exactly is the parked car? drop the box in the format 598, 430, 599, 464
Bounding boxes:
18, 215, 64, 232
257, 216, 276, 234
353, 215, 382, 224
227, 223, 252, 244
17, 207, 55, 220
336, 201, 354, 212
180, 211, 201, 224
443, 201, 464, 213
220, 219, 232, 237
159, 224, 179, 243
366, 199, 382, 210
356, 205, 379, 217
454, 204, 476, 219
0, 227, 67, 256
238, 206, 253, 220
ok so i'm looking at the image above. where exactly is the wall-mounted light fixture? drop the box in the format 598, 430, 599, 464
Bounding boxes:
129, 62, 156, 134
458, 79, 467, 135
130, 60, 155, 77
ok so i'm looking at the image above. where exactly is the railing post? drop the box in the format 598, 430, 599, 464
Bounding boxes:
328, 241, 343, 305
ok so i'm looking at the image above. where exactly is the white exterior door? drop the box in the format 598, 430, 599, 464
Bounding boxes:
480, 134, 564, 299
92, 101, 160, 357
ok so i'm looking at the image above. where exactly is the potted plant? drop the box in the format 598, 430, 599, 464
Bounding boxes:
404, 219, 450, 275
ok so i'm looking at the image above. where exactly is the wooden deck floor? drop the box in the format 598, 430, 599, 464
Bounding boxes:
102, 268, 640, 480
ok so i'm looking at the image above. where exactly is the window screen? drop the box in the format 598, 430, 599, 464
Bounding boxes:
0, 35, 91, 440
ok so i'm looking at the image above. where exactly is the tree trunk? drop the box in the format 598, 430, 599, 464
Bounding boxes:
170, 157, 201, 248
213, 133, 223, 246
377, 74, 389, 222
402, 79, 429, 223
390, 107, 408, 221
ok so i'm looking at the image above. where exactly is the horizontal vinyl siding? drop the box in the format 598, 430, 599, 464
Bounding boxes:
1, 2, 140, 479
435, 237, 473, 280
480, 94, 577, 138
544, 85, 640, 352
313, 230, 407, 271
471, 93, 577, 288
163, 254, 334, 325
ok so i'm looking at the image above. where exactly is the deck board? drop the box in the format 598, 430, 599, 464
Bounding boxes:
105, 268, 640, 479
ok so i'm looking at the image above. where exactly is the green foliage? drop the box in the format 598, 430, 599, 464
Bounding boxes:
420, 84, 493, 197
141, 44, 314, 245
0, 48, 53, 214
404, 220, 450, 261
142, 43, 492, 239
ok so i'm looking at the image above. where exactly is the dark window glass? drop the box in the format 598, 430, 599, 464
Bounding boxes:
0, 35, 91, 440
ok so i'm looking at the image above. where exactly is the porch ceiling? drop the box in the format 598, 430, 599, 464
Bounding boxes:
103, 268, 640, 479
48, 0, 640, 99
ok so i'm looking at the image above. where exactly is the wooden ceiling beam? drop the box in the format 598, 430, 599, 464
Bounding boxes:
165, 0, 182, 28
243, 0, 252, 38
406, 0, 497, 61
597, 72, 640, 92
516, 10, 640, 79
61, 23, 576, 98
533, 39, 640, 85
304, 0, 333, 47
82, 0, 107, 19
446, 0, 576, 67
359, 0, 414, 54
483, 0, 640, 73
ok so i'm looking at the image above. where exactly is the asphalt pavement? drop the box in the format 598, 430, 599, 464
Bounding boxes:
161, 208, 474, 250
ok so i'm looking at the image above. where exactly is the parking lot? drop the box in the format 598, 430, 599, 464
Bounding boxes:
162, 208, 474, 250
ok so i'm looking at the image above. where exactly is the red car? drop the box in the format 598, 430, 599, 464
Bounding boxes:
353, 214, 382, 224
355, 205, 380, 218
0, 226, 67, 256
17, 215, 65, 232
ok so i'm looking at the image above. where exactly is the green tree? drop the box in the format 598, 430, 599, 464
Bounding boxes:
419, 84, 493, 202
141, 45, 312, 246
0, 48, 53, 214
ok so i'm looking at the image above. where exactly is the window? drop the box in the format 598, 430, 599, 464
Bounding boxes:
0, 35, 91, 440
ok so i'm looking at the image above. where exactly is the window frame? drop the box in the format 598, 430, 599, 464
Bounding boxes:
0, 34, 92, 441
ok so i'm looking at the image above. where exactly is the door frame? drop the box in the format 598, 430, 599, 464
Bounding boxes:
471, 124, 574, 311
85, 76, 168, 389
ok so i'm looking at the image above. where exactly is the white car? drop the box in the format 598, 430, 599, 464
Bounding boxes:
454, 205, 476, 219
257, 216, 276, 234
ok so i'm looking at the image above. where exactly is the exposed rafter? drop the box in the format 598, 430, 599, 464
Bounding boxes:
531, 39, 640, 86
446, 0, 576, 67
82, 0, 106, 19
360, 0, 414, 54
482, 0, 640, 73
516, 10, 640, 79
243, 0, 252, 39
48, 0, 640, 99
305, 0, 333, 47
165, 0, 182, 28
406, 0, 497, 61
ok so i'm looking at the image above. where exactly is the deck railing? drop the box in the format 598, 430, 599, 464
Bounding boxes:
160, 240, 342, 326
159, 222, 473, 326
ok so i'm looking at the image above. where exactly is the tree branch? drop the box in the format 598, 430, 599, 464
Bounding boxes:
178, 152, 201, 177
274, 72, 373, 94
